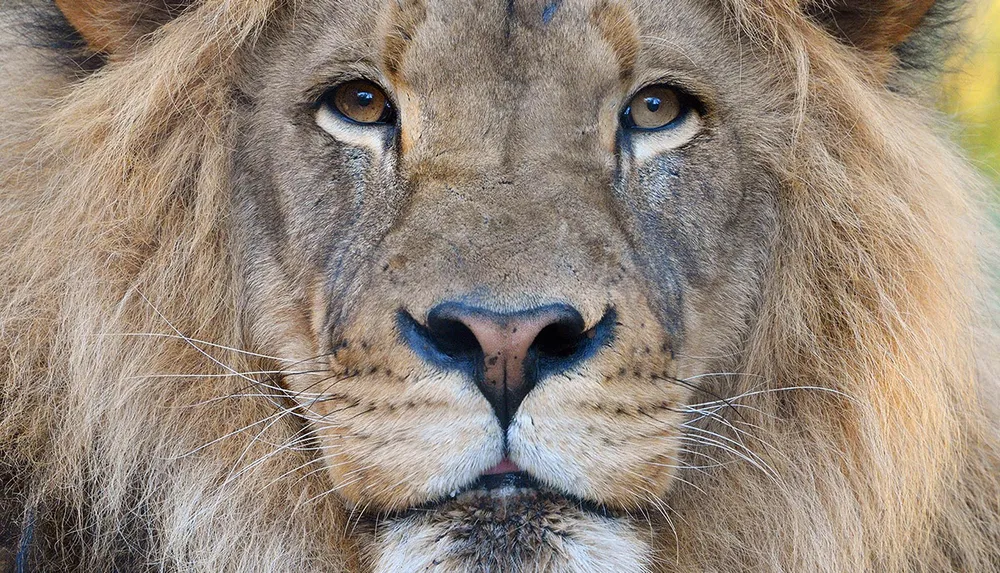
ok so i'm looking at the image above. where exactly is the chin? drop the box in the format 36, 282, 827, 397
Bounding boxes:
369, 470, 653, 573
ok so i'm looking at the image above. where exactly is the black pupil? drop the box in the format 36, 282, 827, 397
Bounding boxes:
356, 90, 375, 108
644, 96, 661, 113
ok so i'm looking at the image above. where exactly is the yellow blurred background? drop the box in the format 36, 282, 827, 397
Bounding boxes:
945, 0, 1000, 185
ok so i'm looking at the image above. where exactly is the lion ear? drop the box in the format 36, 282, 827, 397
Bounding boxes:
55, 0, 192, 55
804, 0, 937, 53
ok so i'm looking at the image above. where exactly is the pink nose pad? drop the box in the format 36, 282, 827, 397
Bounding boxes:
421, 303, 592, 428
458, 311, 558, 412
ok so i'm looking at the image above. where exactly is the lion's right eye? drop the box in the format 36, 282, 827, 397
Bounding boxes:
621, 85, 685, 131
321, 79, 396, 126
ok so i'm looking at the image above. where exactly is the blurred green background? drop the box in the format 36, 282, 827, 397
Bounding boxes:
945, 0, 1000, 185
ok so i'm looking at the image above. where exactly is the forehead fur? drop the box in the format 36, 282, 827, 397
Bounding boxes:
380, 0, 643, 79
275, 0, 729, 94
258, 0, 740, 176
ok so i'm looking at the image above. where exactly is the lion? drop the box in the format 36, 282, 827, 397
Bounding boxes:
0, 0, 998, 570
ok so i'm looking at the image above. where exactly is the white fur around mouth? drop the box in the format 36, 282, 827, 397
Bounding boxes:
372, 488, 652, 573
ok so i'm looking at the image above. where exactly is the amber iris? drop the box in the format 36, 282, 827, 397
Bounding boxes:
330, 79, 394, 125
623, 85, 683, 130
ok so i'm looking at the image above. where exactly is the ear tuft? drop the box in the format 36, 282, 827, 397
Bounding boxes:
55, 0, 191, 55
805, 0, 938, 53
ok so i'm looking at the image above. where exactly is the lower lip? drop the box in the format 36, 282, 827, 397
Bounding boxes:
483, 457, 522, 475
475, 471, 533, 491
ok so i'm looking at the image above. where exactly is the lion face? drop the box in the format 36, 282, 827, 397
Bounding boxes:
233, 0, 774, 565
10, 0, 992, 568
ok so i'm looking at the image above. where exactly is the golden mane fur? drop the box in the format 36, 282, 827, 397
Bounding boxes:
1, 0, 998, 570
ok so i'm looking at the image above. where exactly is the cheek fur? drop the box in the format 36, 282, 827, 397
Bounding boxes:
297, 366, 502, 508
509, 367, 690, 507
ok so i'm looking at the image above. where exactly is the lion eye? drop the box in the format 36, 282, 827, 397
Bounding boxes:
621, 85, 684, 130
324, 79, 395, 125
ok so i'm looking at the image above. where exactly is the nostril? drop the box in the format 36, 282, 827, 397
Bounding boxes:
425, 315, 483, 360
532, 317, 587, 359
532, 309, 616, 379
397, 310, 483, 369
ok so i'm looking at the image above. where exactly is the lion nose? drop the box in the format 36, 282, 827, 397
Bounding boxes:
400, 303, 615, 428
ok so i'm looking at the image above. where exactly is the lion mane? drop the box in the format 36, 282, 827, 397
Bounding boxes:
1, 0, 998, 571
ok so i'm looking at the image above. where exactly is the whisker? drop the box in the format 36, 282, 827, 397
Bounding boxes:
681, 405, 772, 447
132, 292, 280, 406
220, 423, 328, 489
167, 406, 298, 460
104, 331, 300, 363
631, 485, 679, 554
654, 374, 748, 423
305, 474, 370, 505
691, 385, 859, 407
681, 371, 765, 382
679, 433, 778, 481
125, 369, 323, 380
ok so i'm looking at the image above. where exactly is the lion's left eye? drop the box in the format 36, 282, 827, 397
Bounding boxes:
621, 85, 685, 131
321, 79, 396, 126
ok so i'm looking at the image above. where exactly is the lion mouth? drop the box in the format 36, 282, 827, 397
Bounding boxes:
407, 459, 615, 519
372, 479, 636, 572
463, 457, 536, 497
471, 470, 533, 491
482, 456, 522, 475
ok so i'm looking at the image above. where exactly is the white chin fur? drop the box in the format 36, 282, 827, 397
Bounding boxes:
370, 490, 652, 573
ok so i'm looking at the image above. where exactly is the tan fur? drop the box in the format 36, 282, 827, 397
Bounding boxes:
0, 1, 361, 569
806, 0, 938, 52
590, 1, 640, 80
1, 0, 998, 571
55, 0, 188, 53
